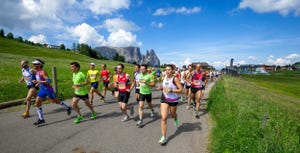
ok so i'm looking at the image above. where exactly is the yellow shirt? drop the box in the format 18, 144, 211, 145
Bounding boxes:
87, 70, 99, 83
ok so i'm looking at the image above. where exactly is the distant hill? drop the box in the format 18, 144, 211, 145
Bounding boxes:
94, 46, 160, 67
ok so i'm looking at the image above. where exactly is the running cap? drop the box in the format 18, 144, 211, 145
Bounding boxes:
90, 62, 95, 66
32, 59, 44, 65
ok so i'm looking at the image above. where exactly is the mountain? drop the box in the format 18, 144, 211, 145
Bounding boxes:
94, 46, 160, 67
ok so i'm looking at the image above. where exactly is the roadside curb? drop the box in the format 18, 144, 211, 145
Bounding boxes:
0, 99, 25, 109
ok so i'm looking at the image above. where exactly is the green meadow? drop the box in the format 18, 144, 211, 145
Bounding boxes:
208, 73, 300, 153
0, 37, 135, 103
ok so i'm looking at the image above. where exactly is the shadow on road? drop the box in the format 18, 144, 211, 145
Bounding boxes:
166, 122, 202, 143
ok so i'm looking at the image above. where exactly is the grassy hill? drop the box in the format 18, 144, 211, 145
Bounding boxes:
208, 73, 300, 152
0, 37, 135, 103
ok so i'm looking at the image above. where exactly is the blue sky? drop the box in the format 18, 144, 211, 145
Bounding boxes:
1, 0, 300, 69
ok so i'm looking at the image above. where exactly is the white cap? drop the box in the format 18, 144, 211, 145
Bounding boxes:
32, 60, 43, 65
90, 62, 95, 66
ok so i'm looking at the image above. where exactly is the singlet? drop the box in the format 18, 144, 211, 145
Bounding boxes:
21, 67, 35, 86
191, 70, 203, 88
117, 73, 130, 92
73, 72, 88, 95
87, 70, 99, 83
134, 71, 141, 89
36, 70, 53, 91
162, 76, 178, 103
180, 71, 186, 84
101, 69, 109, 82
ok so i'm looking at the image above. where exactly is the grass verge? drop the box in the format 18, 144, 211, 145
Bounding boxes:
207, 75, 300, 153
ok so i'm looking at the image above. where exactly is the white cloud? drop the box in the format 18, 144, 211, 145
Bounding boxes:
0, 0, 82, 31
208, 61, 225, 70
153, 6, 201, 16
103, 18, 139, 32
151, 21, 164, 28
83, 0, 129, 15
285, 53, 300, 59
267, 53, 300, 65
68, 23, 106, 46
248, 55, 258, 60
107, 29, 142, 47
29, 34, 48, 44
238, 0, 300, 16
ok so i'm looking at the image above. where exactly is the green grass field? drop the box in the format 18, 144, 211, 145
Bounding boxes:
0, 37, 135, 103
208, 74, 300, 153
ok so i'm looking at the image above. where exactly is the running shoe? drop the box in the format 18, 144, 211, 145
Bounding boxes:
21, 112, 30, 118
174, 119, 179, 127
150, 110, 155, 118
66, 107, 71, 116
180, 96, 183, 103
130, 106, 134, 116
90, 111, 97, 120
101, 97, 105, 103
186, 105, 190, 110
121, 115, 129, 122
74, 115, 83, 124
194, 111, 200, 119
158, 136, 168, 145
33, 119, 45, 125
90, 101, 93, 105
136, 120, 143, 128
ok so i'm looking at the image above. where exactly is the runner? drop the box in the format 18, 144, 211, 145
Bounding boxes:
18, 60, 37, 118
158, 64, 183, 145
136, 64, 155, 128
100, 64, 110, 99
185, 64, 193, 110
70, 62, 96, 124
179, 65, 187, 102
87, 63, 105, 104
110, 67, 119, 98
186, 63, 205, 119
115, 63, 134, 122
130, 64, 141, 104
31, 59, 71, 125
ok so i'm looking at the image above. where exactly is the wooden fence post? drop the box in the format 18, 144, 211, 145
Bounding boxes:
52, 67, 58, 94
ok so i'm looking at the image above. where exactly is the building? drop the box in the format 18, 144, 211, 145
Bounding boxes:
46, 44, 60, 49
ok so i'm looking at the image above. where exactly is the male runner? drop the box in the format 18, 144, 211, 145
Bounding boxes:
87, 63, 104, 104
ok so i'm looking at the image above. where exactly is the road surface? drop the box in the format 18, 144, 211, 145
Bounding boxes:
0, 82, 215, 153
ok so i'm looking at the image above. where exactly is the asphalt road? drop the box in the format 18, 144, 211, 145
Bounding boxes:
0, 82, 214, 153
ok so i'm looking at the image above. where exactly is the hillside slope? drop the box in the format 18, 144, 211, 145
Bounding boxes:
0, 37, 135, 103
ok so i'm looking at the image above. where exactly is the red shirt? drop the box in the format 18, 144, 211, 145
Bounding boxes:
101, 70, 110, 82
117, 73, 130, 92
191, 70, 203, 88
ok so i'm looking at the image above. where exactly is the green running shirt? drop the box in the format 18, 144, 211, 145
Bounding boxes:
73, 72, 89, 95
139, 73, 154, 95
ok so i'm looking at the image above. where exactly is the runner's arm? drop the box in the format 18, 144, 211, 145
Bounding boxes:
173, 77, 183, 93
18, 77, 24, 83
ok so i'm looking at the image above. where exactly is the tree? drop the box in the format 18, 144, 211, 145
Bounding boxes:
0, 29, 4, 37
6, 32, 14, 39
60, 44, 66, 50
113, 53, 125, 62
16, 36, 23, 42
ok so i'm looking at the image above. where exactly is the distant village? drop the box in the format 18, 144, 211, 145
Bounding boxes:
224, 59, 300, 75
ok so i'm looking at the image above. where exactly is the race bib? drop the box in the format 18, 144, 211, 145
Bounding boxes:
90, 74, 96, 79
164, 82, 169, 86
103, 76, 107, 80
118, 83, 126, 89
194, 80, 201, 85
139, 79, 145, 86
24, 77, 30, 81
